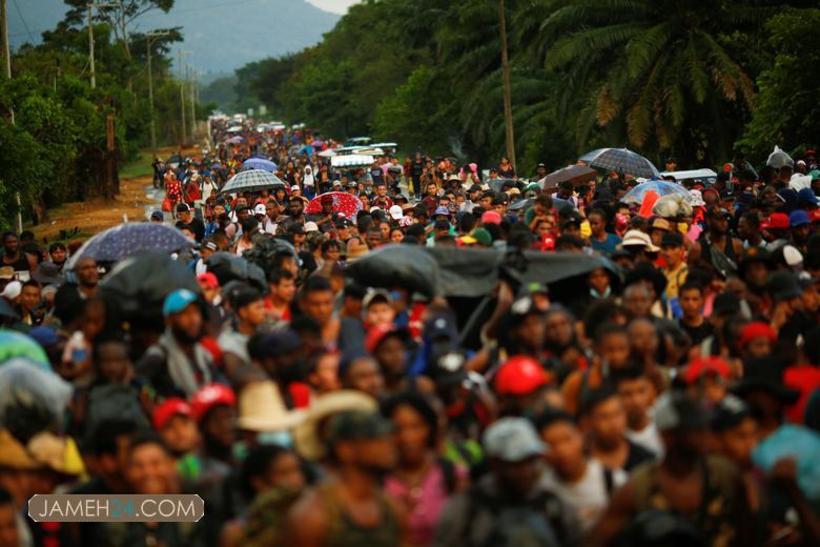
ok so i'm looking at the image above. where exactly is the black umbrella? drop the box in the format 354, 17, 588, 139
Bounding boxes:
541, 164, 597, 189
205, 252, 267, 292
345, 245, 440, 298
100, 252, 200, 323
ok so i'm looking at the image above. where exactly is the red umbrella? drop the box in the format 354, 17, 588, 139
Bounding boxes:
305, 192, 363, 220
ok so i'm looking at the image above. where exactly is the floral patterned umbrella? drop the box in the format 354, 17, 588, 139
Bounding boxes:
305, 192, 363, 220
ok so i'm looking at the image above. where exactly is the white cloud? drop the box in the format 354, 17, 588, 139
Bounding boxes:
306, 0, 360, 14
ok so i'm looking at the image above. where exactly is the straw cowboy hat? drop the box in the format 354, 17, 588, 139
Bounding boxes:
293, 390, 378, 460
237, 381, 306, 432
0, 429, 84, 476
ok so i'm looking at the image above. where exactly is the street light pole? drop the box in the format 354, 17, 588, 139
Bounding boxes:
177, 50, 188, 145
189, 67, 196, 141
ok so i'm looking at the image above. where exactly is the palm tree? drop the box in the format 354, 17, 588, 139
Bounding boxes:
527, 0, 789, 163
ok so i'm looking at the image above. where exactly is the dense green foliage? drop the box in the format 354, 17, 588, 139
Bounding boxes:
234, 0, 819, 173
0, 0, 208, 228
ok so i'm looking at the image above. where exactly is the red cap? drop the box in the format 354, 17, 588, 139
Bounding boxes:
197, 272, 219, 289
761, 213, 790, 230
152, 398, 192, 430
738, 322, 777, 348
682, 356, 731, 385
364, 325, 407, 354
189, 384, 236, 423
494, 355, 551, 396
481, 210, 502, 225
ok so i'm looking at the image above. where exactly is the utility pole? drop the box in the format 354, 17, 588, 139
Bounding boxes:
498, 0, 516, 171
146, 31, 170, 155
177, 50, 188, 145
1, 0, 21, 231
88, 2, 119, 90
189, 66, 196, 141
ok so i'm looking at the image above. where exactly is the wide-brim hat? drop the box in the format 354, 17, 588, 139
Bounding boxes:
237, 381, 306, 432
293, 390, 377, 460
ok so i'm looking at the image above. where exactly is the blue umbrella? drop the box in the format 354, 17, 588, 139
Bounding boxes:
579, 148, 660, 179
242, 157, 278, 173
66, 223, 194, 268
621, 180, 691, 205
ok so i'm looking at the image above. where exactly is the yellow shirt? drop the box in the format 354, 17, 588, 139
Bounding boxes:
664, 262, 688, 299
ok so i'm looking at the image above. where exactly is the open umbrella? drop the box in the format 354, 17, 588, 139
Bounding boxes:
65, 223, 194, 269
541, 164, 597, 189
346, 245, 440, 298
221, 169, 286, 194
100, 252, 200, 323
621, 180, 691, 205
242, 157, 278, 173
224, 136, 244, 145
579, 148, 660, 179
305, 192, 363, 220
0, 331, 50, 370
331, 154, 374, 168
205, 252, 267, 292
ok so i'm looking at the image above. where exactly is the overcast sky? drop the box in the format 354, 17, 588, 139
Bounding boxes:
307, 0, 360, 14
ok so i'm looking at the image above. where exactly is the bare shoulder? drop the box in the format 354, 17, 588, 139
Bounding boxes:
285, 488, 330, 546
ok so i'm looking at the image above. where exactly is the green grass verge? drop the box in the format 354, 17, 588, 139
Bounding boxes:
119, 152, 154, 179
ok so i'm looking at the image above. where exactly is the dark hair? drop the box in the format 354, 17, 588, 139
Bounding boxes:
301, 274, 332, 296
127, 431, 171, 459
380, 391, 439, 447
240, 444, 295, 500
49, 242, 66, 253
611, 364, 648, 385
268, 267, 295, 285
85, 419, 141, 456
21, 280, 41, 291
678, 281, 703, 296
580, 386, 619, 416
740, 211, 761, 229
533, 408, 576, 431
594, 322, 629, 345
0, 487, 12, 506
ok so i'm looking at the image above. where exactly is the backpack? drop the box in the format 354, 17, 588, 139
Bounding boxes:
462, 486, 565, 547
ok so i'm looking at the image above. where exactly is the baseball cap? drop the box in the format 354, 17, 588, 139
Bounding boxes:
190, 384, 236, 423
253, 328, 302, 359
481, 210, 502, 225
152, 398, 192, 430
326, 411, 393, 444
710, 395, 751, 432
761, 212, 789, 230
651, 218, 671, 231
789, 210, 810, 227
472, 228, 493, 246
304, 221, 320, 233
434, 219, 450, 231
483, 417, 546, 462
176, 203, 190, 213
621, 229, 660, 252
150, 210, 164, 221
797, 188, 818, 207
253, 203, 267, 215
364, 325, 410, 354
196, 272, 219, 290
362, 288, 391, 310
229, 285, 263, 310
162, 289, 199, 317
388, 205, 403, 220
682, 356, 731, 385
494, 356, 552, 396
738, 321, 776, 348
434, 206, 450, 217
290, 184, 300, 192
767, 271, 803, 300
660, 232, 684, 248
654, 392, 709, 432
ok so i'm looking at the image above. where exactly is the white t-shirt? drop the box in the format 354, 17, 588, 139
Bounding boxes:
627, 422, 664, 457
542, 459, 627, 531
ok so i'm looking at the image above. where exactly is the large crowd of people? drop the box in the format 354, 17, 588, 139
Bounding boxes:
0, 118, 818, 547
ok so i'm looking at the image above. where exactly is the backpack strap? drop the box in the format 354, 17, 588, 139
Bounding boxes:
438, 458, 457, 495
603, 466, 615, 498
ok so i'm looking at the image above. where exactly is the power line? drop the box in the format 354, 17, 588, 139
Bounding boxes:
10, 0, 33, 42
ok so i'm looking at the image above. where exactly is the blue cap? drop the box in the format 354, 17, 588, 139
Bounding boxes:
162, 289, 198, 317
789, 209, 810, 227
433, 206, 450, 217
28, 326, 59, 348
797, 188, 818, 206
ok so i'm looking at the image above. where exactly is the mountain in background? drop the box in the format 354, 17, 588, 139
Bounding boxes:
8, 0, 341, 74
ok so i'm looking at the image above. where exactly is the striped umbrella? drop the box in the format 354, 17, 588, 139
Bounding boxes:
579, 148, 660, 179
220, 169, 286, 194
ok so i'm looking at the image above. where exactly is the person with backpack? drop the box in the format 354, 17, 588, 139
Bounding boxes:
381, 391, 467, 546
434, 417, 581, 547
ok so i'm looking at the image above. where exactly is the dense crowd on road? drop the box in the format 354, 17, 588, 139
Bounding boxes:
0, 118, 818, 547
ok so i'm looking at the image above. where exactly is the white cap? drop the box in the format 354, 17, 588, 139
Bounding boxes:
688, 189, 706, 206
304, 221, 320, 233
290, 185, 300, 192
253, 203, 266, 215
388, 205, 403, 220
783, 245, 803, 267
1, 281, 22, 300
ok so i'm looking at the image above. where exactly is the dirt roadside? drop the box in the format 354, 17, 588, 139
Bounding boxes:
29, 145, 200, 243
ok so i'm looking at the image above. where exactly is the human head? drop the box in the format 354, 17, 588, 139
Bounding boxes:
581, 387, 627, 450
710, 395, 757, 468
152, 399, 200, 456
594, 323, 631, 369
326, 411, 397, 474
240, 444, 305, 500
483, 418, 545, 496
85, 419, 142, 492
125, 433, 178, 494
163, 289, 203, 344
299, 275, 335, 326
231, 285, 266, 329
362, 290, 395, 329
613, 366, 656, 431
679, 281, 704, 319
535, 410, 585, 480
340, 352, 384, 400
380, 392, 439, 468
74, 257, 99, 288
